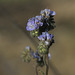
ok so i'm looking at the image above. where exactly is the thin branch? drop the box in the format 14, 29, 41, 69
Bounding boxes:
45, 55, 49, 75
36, 65, 38, 75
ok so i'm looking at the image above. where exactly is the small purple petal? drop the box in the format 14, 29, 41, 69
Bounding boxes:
35, 15, 42, 21
50, 11, 56, 16
35, 18, 43, 27
48, 53, 51, 60
38, 35, 45, 41
50, 34, 54, 38
39, 22, 43, 26
32, 52, 41, 61
45, 41, 49, 45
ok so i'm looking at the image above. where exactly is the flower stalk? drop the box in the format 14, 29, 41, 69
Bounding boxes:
21, 9, 56, 75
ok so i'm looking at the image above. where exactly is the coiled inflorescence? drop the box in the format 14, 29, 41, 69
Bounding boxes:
22, 9, 56, 67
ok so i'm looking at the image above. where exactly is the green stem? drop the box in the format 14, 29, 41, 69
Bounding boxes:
46, 64, 48, 75
46, 55, 49, 75
36, 65, 38, 75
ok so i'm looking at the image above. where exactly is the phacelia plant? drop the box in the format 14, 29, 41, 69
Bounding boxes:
22, 9, 56, 75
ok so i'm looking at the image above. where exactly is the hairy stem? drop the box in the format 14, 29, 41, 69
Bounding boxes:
46, 64, 49, 75
36, 65, 38, 75
46, 55, 49, 75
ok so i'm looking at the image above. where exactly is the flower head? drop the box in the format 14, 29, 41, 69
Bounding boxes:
26, 17, 43, 31
26, 18, 37, 31
32, 51, 41, 61
21, 46, 31, 63
40, 9, 56, 19
38, 32, 54, 41
35, 18, 43, 29
40, 9, 50, 18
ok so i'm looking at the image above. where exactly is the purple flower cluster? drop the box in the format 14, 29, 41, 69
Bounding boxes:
40, 9, 56, 18
26, 17, 43, 31
26, 9, 56, 34
38, 32, 53, 41
31, 50, 41, 61
23, 9, 56, 67
37, 32, 54, 56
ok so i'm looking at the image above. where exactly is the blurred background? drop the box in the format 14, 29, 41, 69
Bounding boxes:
0, 0, 75, 75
